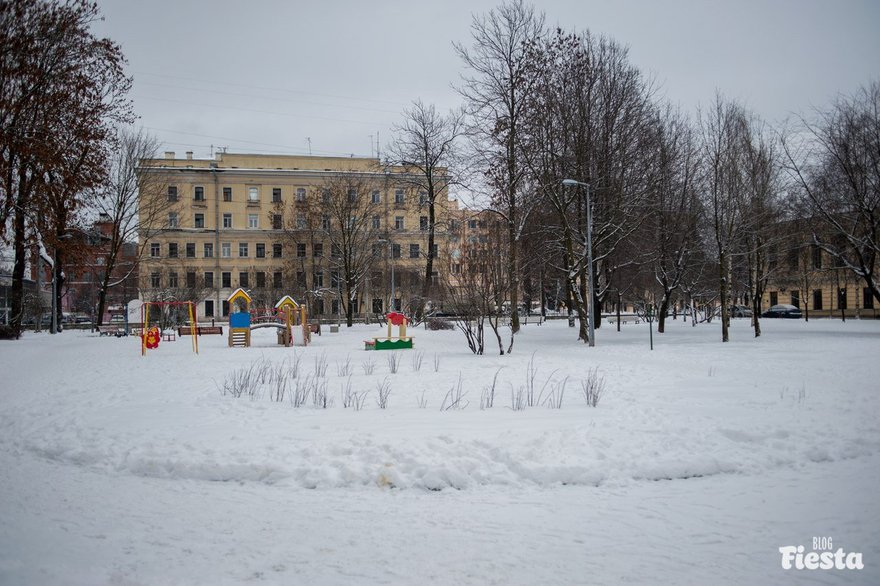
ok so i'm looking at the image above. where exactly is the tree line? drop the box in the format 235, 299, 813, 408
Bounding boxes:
2, 0, 876, 346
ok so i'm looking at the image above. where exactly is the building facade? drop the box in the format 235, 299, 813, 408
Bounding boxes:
137, 152, 459, 321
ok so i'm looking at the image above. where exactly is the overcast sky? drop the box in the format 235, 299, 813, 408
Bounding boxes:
93, 0, 879, 160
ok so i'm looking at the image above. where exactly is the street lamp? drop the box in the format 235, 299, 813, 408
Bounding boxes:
562, 178, 596, 347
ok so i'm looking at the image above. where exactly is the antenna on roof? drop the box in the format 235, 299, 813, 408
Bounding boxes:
306, 137, 312, 156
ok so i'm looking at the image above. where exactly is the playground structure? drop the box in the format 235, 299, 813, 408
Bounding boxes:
273, 295, 310, 347
140, 300, 199, 356
227, 289, 311, 348
227, 288, 252, 347
367, 312, 414, 350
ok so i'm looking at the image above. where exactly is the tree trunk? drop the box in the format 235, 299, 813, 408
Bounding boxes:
10, 206, 27, 338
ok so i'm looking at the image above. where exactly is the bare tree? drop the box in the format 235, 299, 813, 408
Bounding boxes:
92, 127, 172, 326
700, 93, 750, 342
386, 100, 465, 305
783, 81, 880, 306
643, 106, 704, 334
455, 0, 546, 336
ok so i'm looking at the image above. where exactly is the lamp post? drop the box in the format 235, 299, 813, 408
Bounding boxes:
562, 178, 595, 347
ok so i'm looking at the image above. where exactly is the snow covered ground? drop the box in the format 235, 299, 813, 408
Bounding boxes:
1, 317, 878, 584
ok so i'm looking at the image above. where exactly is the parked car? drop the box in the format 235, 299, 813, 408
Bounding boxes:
761, 304, 803, 319
730, 305, 753, 318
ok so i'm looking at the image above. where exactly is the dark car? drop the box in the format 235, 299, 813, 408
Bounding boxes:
761, 304, 803, 319
731, 305, 753, 318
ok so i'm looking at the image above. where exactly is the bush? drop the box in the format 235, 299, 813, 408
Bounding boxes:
426, 317, 454, 330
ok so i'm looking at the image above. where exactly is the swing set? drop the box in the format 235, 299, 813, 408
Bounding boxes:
140, 301, 199, 356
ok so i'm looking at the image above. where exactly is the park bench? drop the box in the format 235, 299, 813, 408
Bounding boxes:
98, 325, 123, 337
178, 326, 224, 336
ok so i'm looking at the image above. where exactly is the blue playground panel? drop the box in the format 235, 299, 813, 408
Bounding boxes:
230, 313, 251, 328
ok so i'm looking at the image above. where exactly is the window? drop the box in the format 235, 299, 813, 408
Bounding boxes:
223, 187, 232, 202
791, 290, 800, 308
788, 247, 799, 270
168, 243, 178, 258
167, 186, 178, 202
296, 187, 306, 202
297, 243, 306, 257
372, 243, 383, 258
331, 299, 340, 315
372, 215, 380, 229
296, 271, 306, 288
452, 263, 461, 275
272, 243, 282, 258
296, 214, 307, 229
150, 243, 160, 257
239, 242, 248, 257
391, 243, 401, 259
331, 243, 340, 259
394, 189, 405, 204
813, 289, 823, 311
194, 186, 204, 201
812, 246, 822, 269
420, 216, 428, 231
272, 188, 282, 203
150, 272, 161, 288
223, 213, 232, 229
204, 300, 214, 318
315, 299, 325, 315
248, 186, 259, 202
409, 243, 420, 259
864, 288, 875, 310
222, 300, 229, 317
168, 212, 178, 228
186, 272, 196, 288
273, 271, 283, 289
272, 214, 282, 230
468, 219, 477, 230
330, 271, 340, 288
239, 272, 248, 288
313, 271, 324, 288
168, 272, 178, 288
256, 271, 266, 288
322, 189, 331, 204
222, 272, 231, 288
348, 188, 358, 203
313, 243, 323, 257
322, 215, 331, 231
837, 288, 847, 310
204, 242, 213, 258
221, 242, 231, 258
418, 191, 427, 205
372, 298, 383, 314
248, 214, 259, 229
194, 213, 204, 228
205, 272, 214, 288
185, 242, 196, 258
371, 190, 381, 204
395, 216, 405, 230
431, 244, 438, 259
769, 291, 778, 306
256, 243, 265, 258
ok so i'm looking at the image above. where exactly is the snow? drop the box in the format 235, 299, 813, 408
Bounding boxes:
1, 317, 878, 584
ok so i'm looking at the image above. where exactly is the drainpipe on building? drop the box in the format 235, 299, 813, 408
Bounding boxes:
211, 162, 221, 322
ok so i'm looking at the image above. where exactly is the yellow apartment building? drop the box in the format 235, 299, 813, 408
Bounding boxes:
137, 152, 459, 321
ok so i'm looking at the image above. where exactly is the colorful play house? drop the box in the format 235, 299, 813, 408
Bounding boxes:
368, 312, 414, 350
227, 288, 252, 348
274, 295, 310, 347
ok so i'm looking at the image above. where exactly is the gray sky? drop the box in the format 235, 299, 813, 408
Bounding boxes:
93, 0, 879, 160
